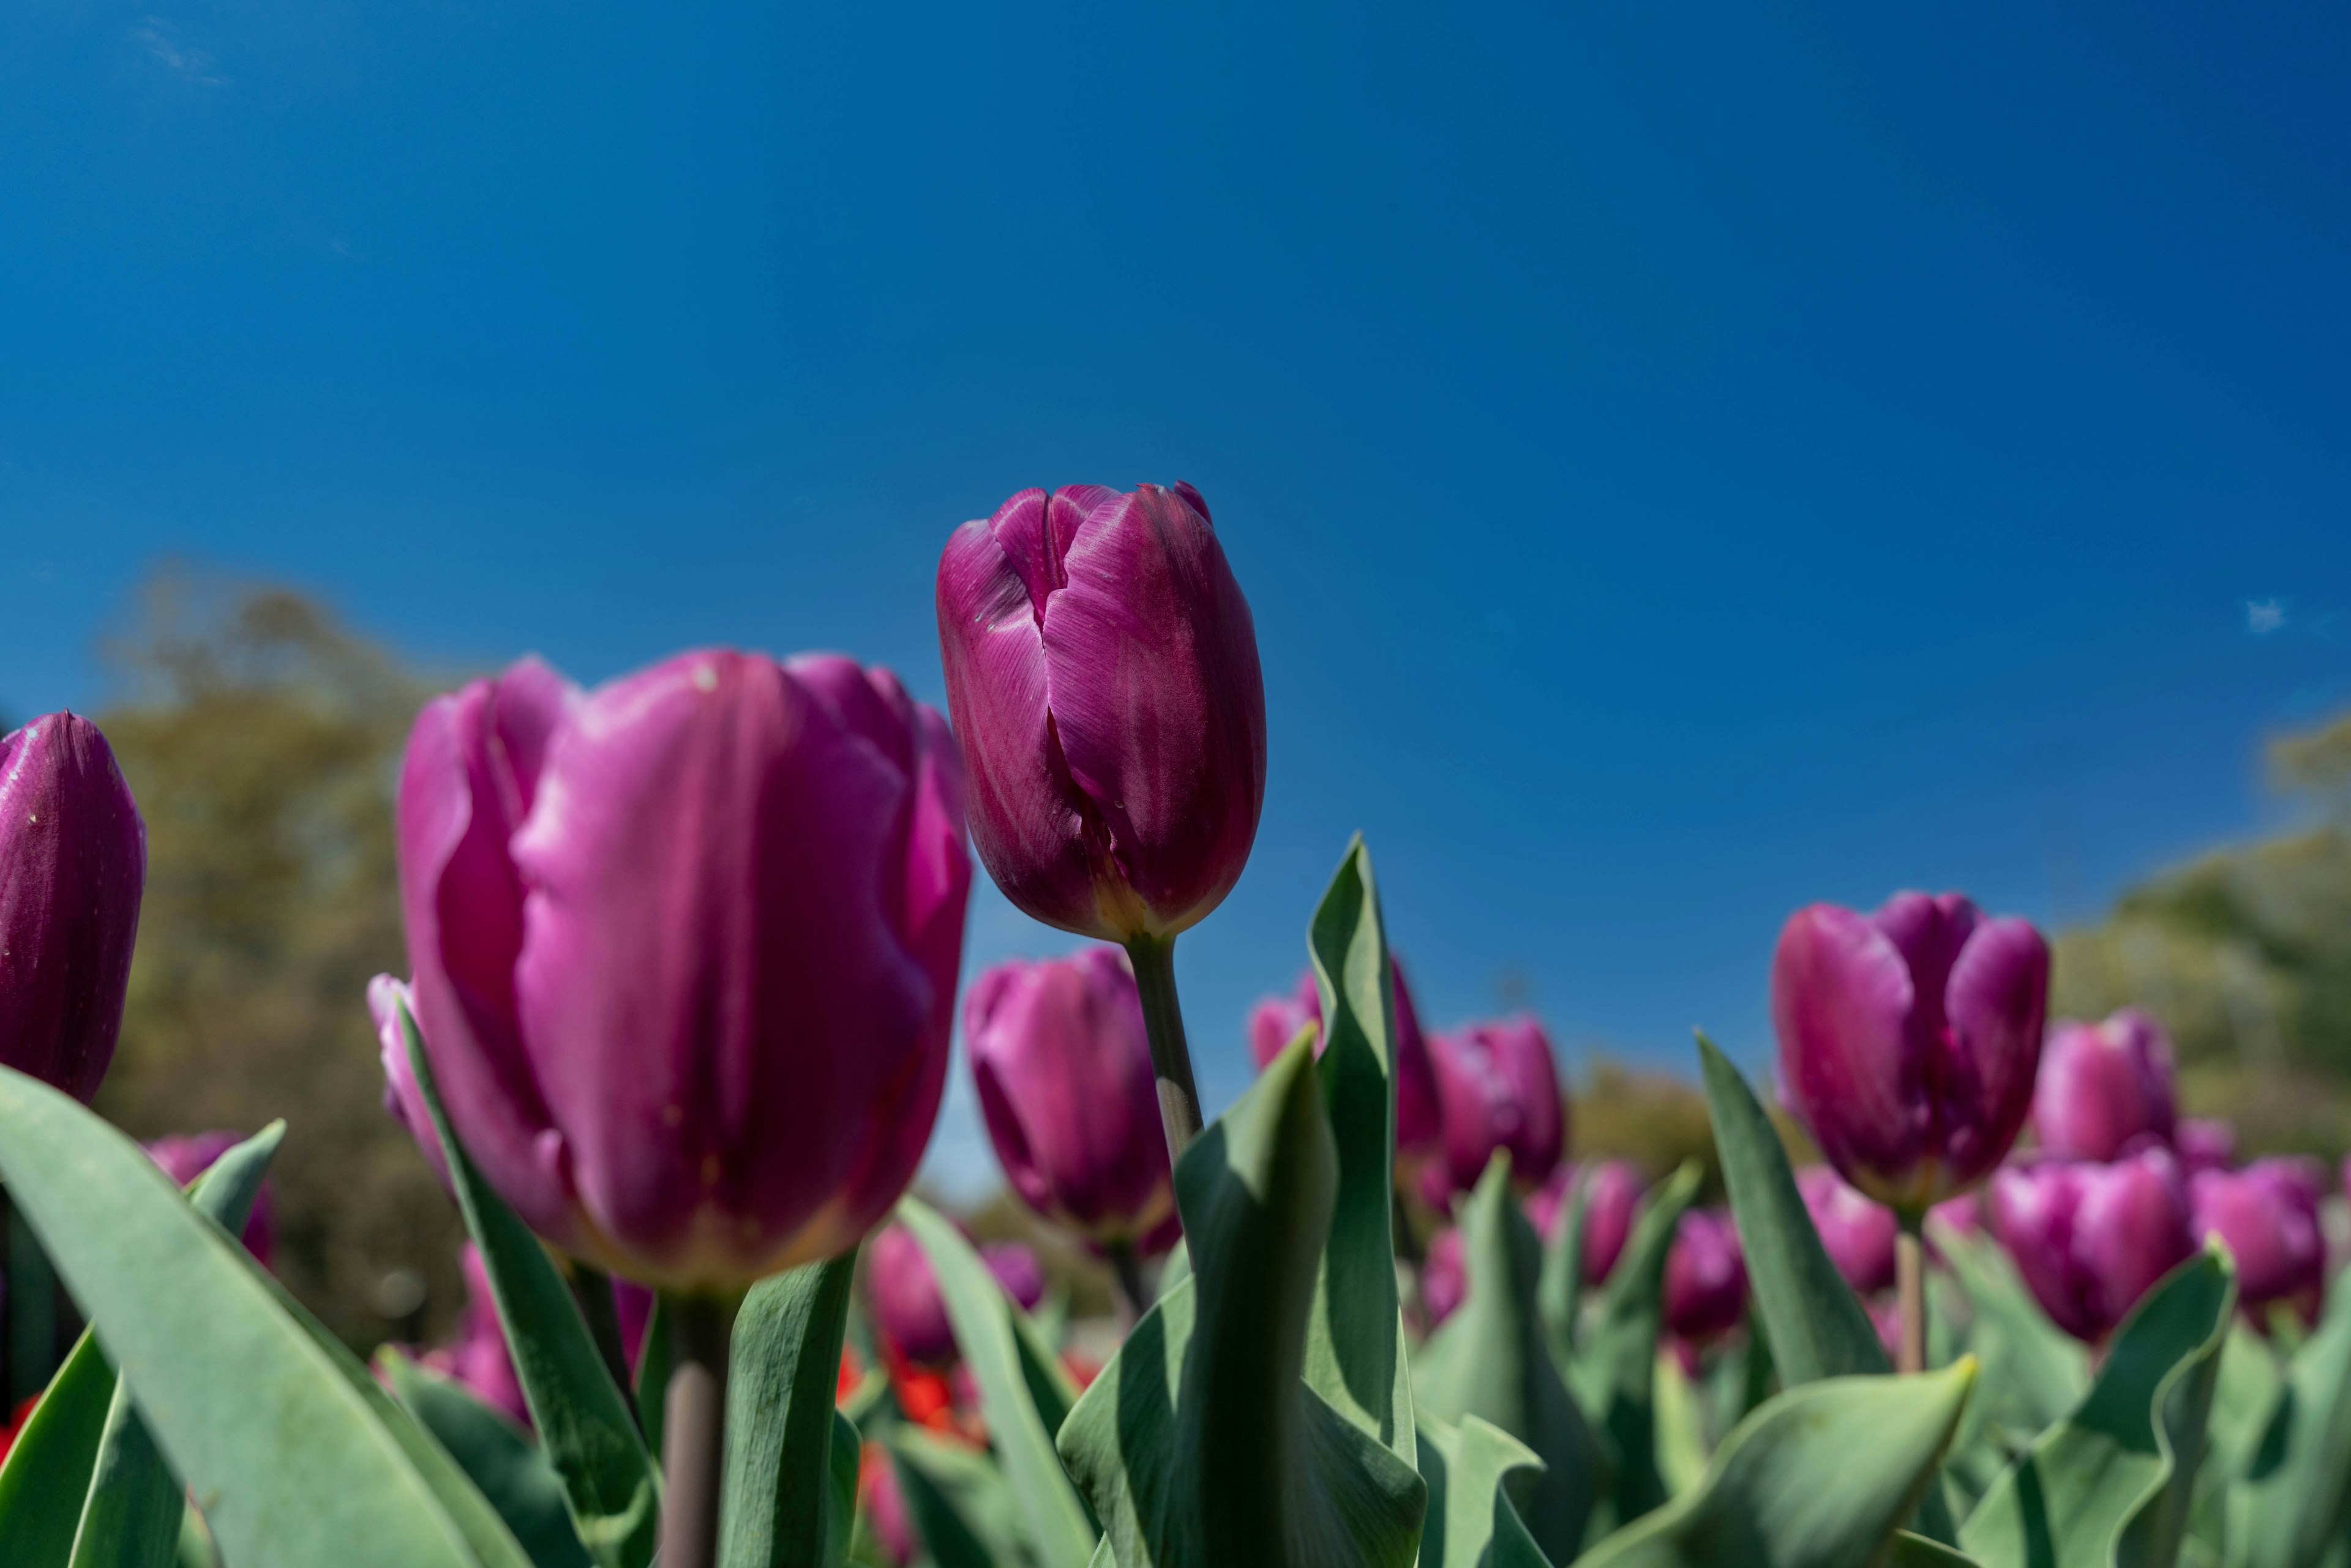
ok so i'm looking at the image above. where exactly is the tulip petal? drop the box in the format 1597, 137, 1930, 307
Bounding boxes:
1938, 915, 2049, 1189
1771, 906, 1927, 1206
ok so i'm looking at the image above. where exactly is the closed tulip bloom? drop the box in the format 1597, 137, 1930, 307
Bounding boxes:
2191, 1159, 2327, 1319
2178, 1118, 2237, 1176
935, 482, 1265, 942
146, 1131, 274, 1266
869, 1223, 956, 1366
966, 950, 1177, 1252
397, 651, 971, 1289
1526, 1159, 1644, 1286
1990, 1149, 2196, 1343
1428, 1017, 1567, 1196
1798, 1167, 1898, 1296
861, 1446, 916, 1566
0, 713, 146, 1103
1773, 892, 2049, 1212
2034, 1009, 2178, 1162
1245, 959, 1442, 1167
1421, 1226, 1466, 1330
1663, 1208, 1748, 1347
1247, 987, 1316, 1071
981, 1242, 1047, 1313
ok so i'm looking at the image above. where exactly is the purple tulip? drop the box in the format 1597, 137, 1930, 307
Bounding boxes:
146, 1131, 276, 1266
1244, 959, 1442, 1169
396, 651, 972, 1289
424, 1243, 530, 1428
1663, 1208, 1748, 1348
1428, 1017, 1567, 1196
1990, 1149, 2197, 1343
2033, 1008, 2178, 1163
867, 1226, 1042, 1365
1421, 1226, 1466, 1330
934, 482, 1266, 942
1772, 892, 2049, 1212
0, 713, 145, 1103
2191, 1159, 2327, 1321
1798, 1166, 1897, 1297
981, 1242, 1048, 1313
965, 950, 1178, 1253
2178, 1118, 2237, 1176
862, 1447, 916, 1566
1526, 1159, 1644, 1286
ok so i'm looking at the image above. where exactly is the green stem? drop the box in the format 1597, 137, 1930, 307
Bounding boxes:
1125, 934, 1204, 1163
657, 1292, 738, 1568
1895, 1212, 1926, 1375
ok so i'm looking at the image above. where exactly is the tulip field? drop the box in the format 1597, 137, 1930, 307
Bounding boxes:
3, 481, 2350, 1568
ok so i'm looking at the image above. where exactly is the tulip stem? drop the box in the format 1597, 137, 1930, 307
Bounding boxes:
1125, 934, 1205, 1162
1895, 1213, 1927, 1375
658, 1292, 737, 1568
1106, 1239, 1150, 1325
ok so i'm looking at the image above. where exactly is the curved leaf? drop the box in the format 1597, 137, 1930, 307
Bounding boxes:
0, 1063, 510, 1568
2232, 1264, 2351, 1568
1884, 1536, 1984, 1567
1932, 1225, 2090, 1458
1959, 1245, 2236, 1568
1417, 1415, 1556, 1568
1416, 1153, 1606, 1557
0, 1329, 114, 1567
717, 1249, 861, 1568
1057, 1037, 1427, 1567
400, 1001, 662, 1568
1538, 1170, 1594, 1369
1572, 1360, 1978, 1568
383, 1351, 591, 1568
1572, 1162, 1699, 1530
887, 1426, 1030, 1568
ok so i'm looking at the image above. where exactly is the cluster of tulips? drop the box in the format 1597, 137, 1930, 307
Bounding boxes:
1, 481, 2349, 1568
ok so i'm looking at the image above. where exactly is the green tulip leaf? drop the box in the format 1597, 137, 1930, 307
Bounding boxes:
717, 1248, 861, 1568
1156, 1239, 1191, 1302
632, 1296, 670, 1459
1571, 1161, 1699, 1531
1932, 1223, 2091, 1458
1571, 1359, 1978, 1568
1539, 1169, 1594, 1369
1057, 1037, 1427, 1567
400, 1000, 662, 1568
1303, 836, 1419, 1468
1648, 1355, 1706, 1501
1415, 1152, 1607, 1558
0, 1063, 528, 1568
2231, 1265, 2351, 1568
1415, 1414, 1558, 1568
898, 1195, 1097, 1568
887, 1425, 1032, 1568
1883, 1534, 1985, 1567
383, 1350, 591, 1568
1959, 1244, 2236, 1568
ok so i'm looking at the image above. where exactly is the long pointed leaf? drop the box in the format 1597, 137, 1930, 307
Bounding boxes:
1538, 1169, 1594, 1369
399, 1002, 662, 1568
1572, 1162, 1698, 1529
718, 1249, 862, 1568
383, 1351, 591, 1568
2233, 1264, 2351, 1568
1417, 1415, 1557, 1568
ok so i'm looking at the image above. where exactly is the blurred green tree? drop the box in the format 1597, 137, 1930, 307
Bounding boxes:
91, 568, 465, 1348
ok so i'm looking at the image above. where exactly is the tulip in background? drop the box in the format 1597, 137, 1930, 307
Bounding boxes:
868, 1222, 1043, 1366
964, 949, 1177, 1310
2033, 1007, 2178, 1161
1526, 1157, 1644, 1286
1663, 1207, 1748, 1357
1427, 1016, 1567, 1198
1989, 1148, 2198, 1344
1798, 1166, 1897, 1297
1245, 956, 1442, 1177
0, 712, 146, 1103
419, 1243, 531, 1429
2178, 1117, 2238, 1174
937, 482, 1266, 1158
1420, 1225, 1466, 1329
146, 1131, 275, 1266
2190, 1158, 2328, 1324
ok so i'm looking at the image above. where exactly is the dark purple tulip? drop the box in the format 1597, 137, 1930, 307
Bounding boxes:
1772, 892, 2049, 1212
2191, 1159, 2327, 1321
0, 713, 145, 1103
2034, 1009, 2177, 1163
424, 1243, 530, 1428
965, 950, 1177, 1253
146, 1131, 274, 1266
1421, 1226, 1466, 1330
862, 1449, 915, 1566
1526, 1159, 1644, 1286
1663, 1208, 1748, 1348
1798, 1166, 1897, 1297
935, 483, 1266, 942
869, 1223, 956, 1365
1245, 959, 1442, 1169
397, 651, 972, 1289
980, 1242, 1047, 1313
1990, 1149, 2197, 1343
1428, 1017, 1567, 1196
2178, 1118, 2237, 1176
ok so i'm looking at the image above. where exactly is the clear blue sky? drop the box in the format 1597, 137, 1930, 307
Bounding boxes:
4, 0, 2345, 1188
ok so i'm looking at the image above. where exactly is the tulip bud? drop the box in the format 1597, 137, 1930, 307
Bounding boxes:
0, 713, 145, 1103
425, 1243, 530, 1428
1989, 1149, 2196, 1343
2191, 1158, 2327, 1321
1428, 1017, 1567, 1197
1420, 1226, 1466, 1330
2178, 1118, 2237, 1175
867, 1225, 1043, 1367
965, 950, 1177, 1253
396, 651, 971, 1289
146, 1132, 274, 1266
1525, 1159, 1643, 1286
2033, 1009, 2177, 1162
982, 1242, 1048, 1314
935, 483, 1266, 942
860, 1445, 916, 1566
1663, 1207, 1747, 1348
1245, 958, 1442, 1168
1772, 892, 2049, 1212
1797, 1166, 1897, 1297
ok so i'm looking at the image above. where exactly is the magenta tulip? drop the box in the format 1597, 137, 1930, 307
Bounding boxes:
1798, 1167, 1897, 1297
1421, 1226, 1466, 1330
424, 1243, 530, 1428
1428, 1017, 1567, 1196
1990, 1149, 2197, 1343
2191, 1159, 2327, 1321
2034, 1008, 2178, 1162
869, 1223, 956, 1366
965, 950, 1177, 1253
396, 651, 972, 1289
2178, 1118, 2237, 1176
1772, 891, 2049, 1212
934, 482, 1265, 942
1244, 958, 1442, 1168
981, 1242, 1048, 1314
1663, 1208, 1748, 1348
862, 1449, 916, 1566
146, 1131, 275, 1266
0, 713, 145, 1103
1526, 1160, 1644, 1286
